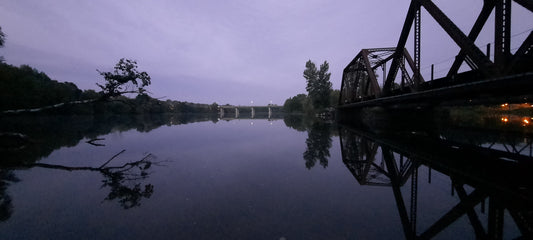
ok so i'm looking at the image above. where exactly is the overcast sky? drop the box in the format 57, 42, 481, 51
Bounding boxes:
1, 1, 532, 105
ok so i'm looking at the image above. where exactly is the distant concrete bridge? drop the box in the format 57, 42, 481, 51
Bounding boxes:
218, 105, 282, 119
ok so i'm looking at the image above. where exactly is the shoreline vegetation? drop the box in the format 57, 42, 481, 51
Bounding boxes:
1, 60, 531, 123
0, 62, 220, 116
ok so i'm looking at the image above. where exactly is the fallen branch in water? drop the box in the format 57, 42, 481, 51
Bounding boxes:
1, 99, 99, 115
17, 149, 162, 209
21, 149, 155, 173
99, 149, 126, 168
86, 138, 106, 147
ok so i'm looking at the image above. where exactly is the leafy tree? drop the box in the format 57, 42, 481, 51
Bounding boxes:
304, 60, 332, 109
283, 93, 308, 113
97, 58, 151, 100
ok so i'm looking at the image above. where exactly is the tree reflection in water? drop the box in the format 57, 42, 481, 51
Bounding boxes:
99, 153, 156, 209
29, 150, 161, 209
283, 114, 335, 169
303, 121, 332, 169
0, 114, 216, 220
0, 169, 18, 222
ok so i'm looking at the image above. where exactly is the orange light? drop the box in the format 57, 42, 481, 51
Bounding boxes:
523, 119, 530, 124
501, 117, 509, 122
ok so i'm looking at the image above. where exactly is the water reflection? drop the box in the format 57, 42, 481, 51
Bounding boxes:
303, 121, 332, 169
0, 114, 219, 220
283, 114, 337, 169
0, 114, 285, 223
339, 124, 533, 239
0, 169, 17, 221
0, 114, 219, 166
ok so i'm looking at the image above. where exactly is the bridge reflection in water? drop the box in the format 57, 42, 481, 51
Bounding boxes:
339, 125, 533, 239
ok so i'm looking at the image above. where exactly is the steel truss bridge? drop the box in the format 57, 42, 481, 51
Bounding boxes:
338, 0, 533, 111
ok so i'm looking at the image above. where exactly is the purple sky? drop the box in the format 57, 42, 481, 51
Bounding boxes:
1, 1, 532, 105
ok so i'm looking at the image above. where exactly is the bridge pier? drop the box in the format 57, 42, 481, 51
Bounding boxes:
235, 108, 239, 118
251, 107, 255, 118
268, 107, 272, 119
219, 107, 224, 118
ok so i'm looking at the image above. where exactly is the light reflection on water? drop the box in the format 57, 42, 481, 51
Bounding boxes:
0, 114, 531, 239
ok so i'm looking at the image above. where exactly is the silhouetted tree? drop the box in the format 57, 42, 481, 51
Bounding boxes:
304, 60, 332, 110
97, 58, 151, 100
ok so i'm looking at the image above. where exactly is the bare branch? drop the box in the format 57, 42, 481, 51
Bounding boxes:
99, 149, 126, 168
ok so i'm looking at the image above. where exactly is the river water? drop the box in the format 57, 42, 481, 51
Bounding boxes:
0, 114, 531, 239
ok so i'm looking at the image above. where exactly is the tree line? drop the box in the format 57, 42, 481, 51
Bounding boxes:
0, 61, 219, 115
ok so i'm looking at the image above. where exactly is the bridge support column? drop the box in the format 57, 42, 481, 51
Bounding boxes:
235, 108, 239, 118
219, 107, 224, 118
268, 107, 272, 119
251, 107, 255, 118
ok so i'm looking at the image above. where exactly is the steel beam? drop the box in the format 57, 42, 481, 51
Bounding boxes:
417, 0, 493, 73
507, 31, 533, 71
488, 197, 504, 240
384, 1, 419, 95
454, 182, 487, 239
447, 2, 495, 77
371, 53, 395, 70
508, 209, 533, 238
404, 48, 425, 83
383, 148, 416, 240
361, 49, 382, 96
514, 0, 533, 12
495, 0, 512, 67
414, 4, 422, 90
410, 166, 418, 235
419, 189, 487, 239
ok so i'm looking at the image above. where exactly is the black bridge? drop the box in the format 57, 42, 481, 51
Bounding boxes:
338, 0, 533, 111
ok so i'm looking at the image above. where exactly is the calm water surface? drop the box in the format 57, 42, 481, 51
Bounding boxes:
0, 114, 531, 239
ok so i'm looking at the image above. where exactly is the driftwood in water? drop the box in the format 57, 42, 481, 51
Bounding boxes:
86, 138, 106, 147
1, 99, 99, 115
25, 149, 153, 172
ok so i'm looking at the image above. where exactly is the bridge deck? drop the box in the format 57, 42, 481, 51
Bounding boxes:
338, 71, 533, 109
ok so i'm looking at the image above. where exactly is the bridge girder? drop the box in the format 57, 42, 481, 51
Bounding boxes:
341, 0, 533, 109
339, 48, 424, 105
